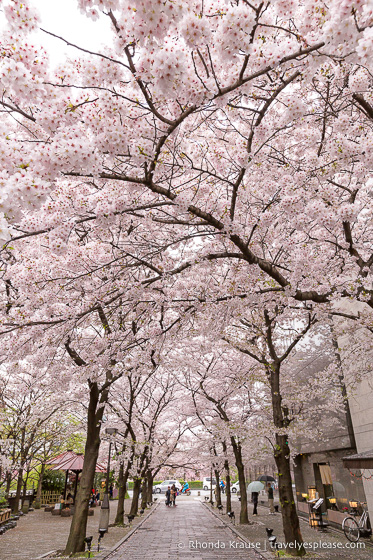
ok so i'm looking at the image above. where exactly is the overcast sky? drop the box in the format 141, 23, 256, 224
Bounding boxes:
5, 0, 114, 67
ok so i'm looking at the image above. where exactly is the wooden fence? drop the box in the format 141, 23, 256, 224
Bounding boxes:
41, 491, 61, 504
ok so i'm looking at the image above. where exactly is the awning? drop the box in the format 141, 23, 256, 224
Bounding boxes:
343, 450, 373, 469
319, 464, 333, 485
47, 450, 106, 472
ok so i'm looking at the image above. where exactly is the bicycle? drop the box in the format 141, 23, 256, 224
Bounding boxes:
342, 501, 372, 542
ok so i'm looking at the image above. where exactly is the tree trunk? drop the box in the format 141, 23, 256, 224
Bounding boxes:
64, 382, 106, 555
13, 468, 23, 514
224, 459, 232, 514
214, 468, 222, 507
146, 470, 153, 504
270, 363, 305, 557
230, 437, 249, 524
34, 464, 45, 509
129, 478, 141, 517
115, 462, 128, 525
5, 471, 12, 497
21, 469, 30, 511
274, 434, 305, 556
21, 474, 27, 507
140, 480, 147, 510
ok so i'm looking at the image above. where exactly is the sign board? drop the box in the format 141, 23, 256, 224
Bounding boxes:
313, 498, 324, 510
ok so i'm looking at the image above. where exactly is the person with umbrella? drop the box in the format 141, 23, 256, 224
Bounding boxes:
252, 491, 258, 515
247, 481, 264, 516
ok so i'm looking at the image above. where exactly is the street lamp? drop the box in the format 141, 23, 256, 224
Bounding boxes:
99, 427, 118, 535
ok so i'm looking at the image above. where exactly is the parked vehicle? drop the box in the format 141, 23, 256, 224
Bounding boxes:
202, 477, 216, 491
153, 480, 182, 494
231, 481, 240, 493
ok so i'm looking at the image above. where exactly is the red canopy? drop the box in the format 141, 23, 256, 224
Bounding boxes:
47, 450, 76, 467
48, 451, 106, 472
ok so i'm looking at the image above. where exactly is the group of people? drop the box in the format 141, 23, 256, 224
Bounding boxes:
89, 488, 100, 507
59, 492, 74, 508
165, 484, 178, 507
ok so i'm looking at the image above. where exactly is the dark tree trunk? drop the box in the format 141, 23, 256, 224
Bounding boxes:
214, 468, 222, 507
5, 471, 12, 497
224, 459, 232, 514
21, 474, 27, 507
34, 463, 45, 508
270, 363, 305, 557
13, 468, 23, 514
140, 480, 148, 510
230, 437, 249, 524
65, 382, 106, 555
115, 462, 128, 525
146, 470, 153, 504
129, 478, 141, 517
21, 469, 30, 510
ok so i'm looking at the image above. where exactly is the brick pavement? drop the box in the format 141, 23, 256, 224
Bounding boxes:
224, 498, 373, 559
103, 498, 262, 560
0, 500, 140, 560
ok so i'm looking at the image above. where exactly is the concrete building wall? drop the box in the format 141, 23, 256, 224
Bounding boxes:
294, 450, 366, 511
335, 300, 373, 522
345, 374, 373, 521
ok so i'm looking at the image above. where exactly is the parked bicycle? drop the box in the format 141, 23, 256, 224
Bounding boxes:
342, 501, 371, 542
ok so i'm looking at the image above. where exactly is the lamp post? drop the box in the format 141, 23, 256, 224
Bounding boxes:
99, 427, 118, 535
210, 465, 213, 503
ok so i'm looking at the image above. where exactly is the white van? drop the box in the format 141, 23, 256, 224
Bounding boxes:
202, 477, 216, 490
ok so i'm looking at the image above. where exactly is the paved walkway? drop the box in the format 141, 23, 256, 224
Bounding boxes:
228, 500, 373, 559
104, 499, 261, 560
0, 500, 139, 560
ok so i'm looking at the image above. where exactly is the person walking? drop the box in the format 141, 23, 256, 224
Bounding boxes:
252, 491, 259, 516
267, 483, 275, 514
165, 486, 171, 506
109, 484, 114, 500
219, 479, 226, 494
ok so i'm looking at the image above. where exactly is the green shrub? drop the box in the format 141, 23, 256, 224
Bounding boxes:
188, 481, 203, 489
0, 496, 8, 508
42, 470, 65, 492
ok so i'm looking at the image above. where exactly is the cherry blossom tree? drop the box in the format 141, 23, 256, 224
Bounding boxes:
0, 362, 66, 511
1, 0, 372, 320
223, 302, 346, 556
0, 1, 372, 556
178, 343, 261, 524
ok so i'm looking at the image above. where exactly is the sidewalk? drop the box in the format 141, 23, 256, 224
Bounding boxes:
217, 498, 373, 559
0, 500, 142, 560
102, 497, 261, 560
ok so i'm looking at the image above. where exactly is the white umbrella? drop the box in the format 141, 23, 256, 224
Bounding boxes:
247, 481, 265, 493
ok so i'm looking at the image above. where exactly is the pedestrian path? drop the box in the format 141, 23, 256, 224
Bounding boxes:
104, 501, 261, 560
